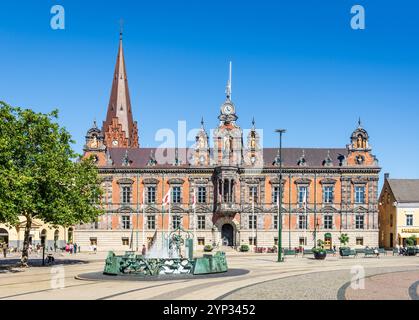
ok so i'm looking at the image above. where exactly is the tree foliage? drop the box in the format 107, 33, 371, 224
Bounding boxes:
0, 101, 103, 265
338, 233, 350, 247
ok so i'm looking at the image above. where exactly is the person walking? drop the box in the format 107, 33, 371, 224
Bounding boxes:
73, 243, 77, 254
141, 244, 146, 256
2, 242, 7, 258
65, 243, 69, 253
69, 243, 74, 254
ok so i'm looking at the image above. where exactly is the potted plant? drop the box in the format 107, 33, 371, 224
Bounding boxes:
240, 244, 250, 252
203, 244, 213, 252
312, 239, 327, 260
406, 235, 417, 256
338, 233, 350, 256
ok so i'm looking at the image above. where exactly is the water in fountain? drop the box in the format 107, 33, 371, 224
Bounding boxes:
146, 236, 180, 259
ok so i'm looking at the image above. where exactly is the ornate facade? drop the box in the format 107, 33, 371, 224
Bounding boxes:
76, 34, 381, 252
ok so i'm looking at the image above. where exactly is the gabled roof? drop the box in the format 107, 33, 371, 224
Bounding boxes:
387, 179, 419, 203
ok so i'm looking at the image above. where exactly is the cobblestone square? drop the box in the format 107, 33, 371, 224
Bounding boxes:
0, 251, 417, 300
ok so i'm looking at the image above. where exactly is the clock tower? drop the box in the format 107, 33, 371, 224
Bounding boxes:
214, 62, 243, 166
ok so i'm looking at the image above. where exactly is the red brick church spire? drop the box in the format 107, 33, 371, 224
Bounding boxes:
102, 29, 139, 148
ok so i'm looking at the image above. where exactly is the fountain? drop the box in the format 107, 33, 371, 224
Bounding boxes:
103, 226, 228, 277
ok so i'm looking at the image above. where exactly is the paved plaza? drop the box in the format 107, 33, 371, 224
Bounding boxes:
0, 251, 418, 300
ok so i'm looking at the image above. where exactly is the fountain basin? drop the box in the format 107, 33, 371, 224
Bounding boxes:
103, 251, 228, 276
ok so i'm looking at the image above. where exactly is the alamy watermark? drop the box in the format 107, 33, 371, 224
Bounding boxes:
351, 5, 365, 30
350, 265, 365, 290
50, 5, 65, 30
50, 265, 65, 289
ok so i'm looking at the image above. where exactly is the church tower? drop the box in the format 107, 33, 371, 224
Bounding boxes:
102, 31, 139, 148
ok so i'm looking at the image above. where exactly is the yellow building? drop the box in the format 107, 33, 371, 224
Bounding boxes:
0, 217, 69, 251
379, 175, 419, 248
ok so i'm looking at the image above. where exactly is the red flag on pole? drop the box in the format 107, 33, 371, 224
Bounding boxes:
163, 189, 171, 206
192, 189, 197, 209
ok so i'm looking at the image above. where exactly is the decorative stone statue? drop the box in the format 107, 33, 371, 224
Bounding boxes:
91, 135, 98, 148
357, 135, 363, 148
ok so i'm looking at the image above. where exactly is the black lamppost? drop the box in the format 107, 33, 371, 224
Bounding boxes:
275, 129, 286, 263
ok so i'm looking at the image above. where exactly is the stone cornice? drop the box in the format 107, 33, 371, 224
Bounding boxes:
98, 166, 381, 175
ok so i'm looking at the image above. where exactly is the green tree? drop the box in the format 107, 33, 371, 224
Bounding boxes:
0, 102, 103, 266
406, 235, 416, 247
338, 233, 350, 247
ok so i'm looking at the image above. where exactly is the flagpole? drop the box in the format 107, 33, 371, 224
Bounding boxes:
162, 175, 165, 250
136, 172, 139, 252
252, 191, 256, 250
193, 188, 196, 253
168, 187, 171, 233
304, 188, 307, 247
142, 188, 145, 248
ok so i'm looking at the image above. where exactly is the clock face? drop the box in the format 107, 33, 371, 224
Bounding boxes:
223, 104, 233, 115
112, 140, 119, 146
199, 155, 205, 164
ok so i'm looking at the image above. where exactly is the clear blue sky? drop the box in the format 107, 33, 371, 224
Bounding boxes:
1, 1, 419, 181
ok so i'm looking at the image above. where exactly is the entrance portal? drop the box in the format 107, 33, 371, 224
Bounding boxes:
221, 224, 234, 246
324, 233, 332, 250
0, 228, 8, 244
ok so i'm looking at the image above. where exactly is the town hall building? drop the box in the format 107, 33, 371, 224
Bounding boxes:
76, 33, 381, 252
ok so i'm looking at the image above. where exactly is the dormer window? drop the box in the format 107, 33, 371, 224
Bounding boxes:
298, 150, 307, 166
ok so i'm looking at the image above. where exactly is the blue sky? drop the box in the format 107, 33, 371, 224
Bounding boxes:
1, 1, 419, 180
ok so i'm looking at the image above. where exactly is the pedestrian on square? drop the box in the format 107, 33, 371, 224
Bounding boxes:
73, 243, 77, 254
69, 243, 74, 254
141, 245, 146, 256
65, 243, 69, 253
2, 242, 7, 258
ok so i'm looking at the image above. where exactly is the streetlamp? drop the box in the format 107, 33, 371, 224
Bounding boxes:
275, 129, 286, 263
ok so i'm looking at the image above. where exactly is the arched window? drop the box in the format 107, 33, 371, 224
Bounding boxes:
40, 229, 47, 246
0, 228, 9, 244
68, 228, 73, 243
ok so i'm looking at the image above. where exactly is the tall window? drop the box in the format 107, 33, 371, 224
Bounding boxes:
273, 215, 278, 229
406, 214, 413, 226
249, 215, 257, 229
172, 186, 181, 204
355, 215, 364, 229
172, 215, 181, 229
147, 186, 156, 204
249, 186, 258, 203
298, 215, 307, 229
249, 237, 257, 245
355, 186, 365, 204
147, 215, 156, 230
122, 216, 130, 229
324, 215, 333, 229
197, 186, 206, 203
197, 215, 206, 229
122, 186, 131, 204
323, 186, 334, 204
272, 186, 280, 204
298, 186, 308, 207
299, 237, 307, 246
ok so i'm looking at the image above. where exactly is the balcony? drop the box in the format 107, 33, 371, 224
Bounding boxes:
215, 202, 241, 214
